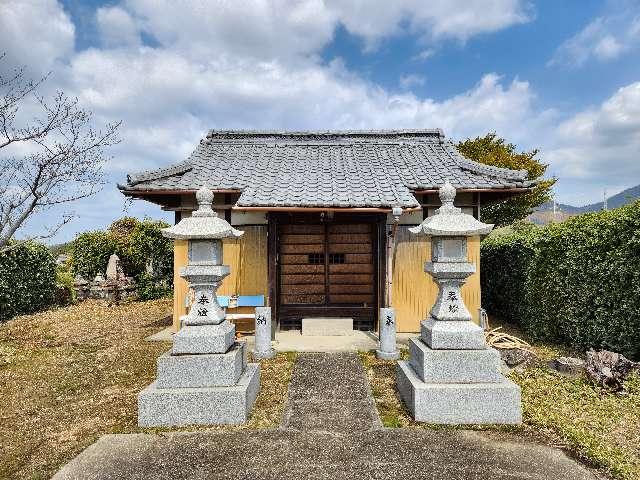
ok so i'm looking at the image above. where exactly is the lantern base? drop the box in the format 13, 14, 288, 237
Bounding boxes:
420, 318, 485, 350
172, 321, 235, 355
138, 363, 260, 427
397, 361, 521, 424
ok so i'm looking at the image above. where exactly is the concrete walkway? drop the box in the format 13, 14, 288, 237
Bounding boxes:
54, 353, 602, 480
281, 353, 382, 432
147, 327, 416, 353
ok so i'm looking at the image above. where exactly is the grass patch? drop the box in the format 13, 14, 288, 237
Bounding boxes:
360, 325, 640, 480
0, 300, 295, 480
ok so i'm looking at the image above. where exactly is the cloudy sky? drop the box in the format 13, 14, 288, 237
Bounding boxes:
2, 0, 640, 243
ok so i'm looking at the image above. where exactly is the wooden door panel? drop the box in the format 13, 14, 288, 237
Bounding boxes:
281, 264, 324, 274
280, 284, 325, 294
280, 274, 325, 285
278, 222, 376, 310
280, 234, 324, 244
328, 243, 372, 253
328, 224, 372, 234
328, 273, 374, 284
280, 243, 324, 254
282, 294, 325, 304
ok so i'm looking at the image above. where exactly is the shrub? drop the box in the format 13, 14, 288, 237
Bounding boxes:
69, 218, 173, 300
481, 201, 640, 360
0, 242, 57, 321
70, 231, 118, 280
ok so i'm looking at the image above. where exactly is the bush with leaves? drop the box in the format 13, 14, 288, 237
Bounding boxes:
70, 231, 118, 280
481, 201, 640, 359
0, 242, 57, 321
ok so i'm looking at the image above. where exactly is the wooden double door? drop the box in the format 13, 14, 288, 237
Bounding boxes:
277, 221, 378, 330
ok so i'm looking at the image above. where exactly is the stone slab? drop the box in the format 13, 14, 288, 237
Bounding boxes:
138, 363, 260, 427
172, 322, 235, 355
421, 318, 486, 350
302, 317, 353, 336
53, 429, 600, 480
408, 337, 501, 383
156, 342, 247, 388
397, 361, 521, 424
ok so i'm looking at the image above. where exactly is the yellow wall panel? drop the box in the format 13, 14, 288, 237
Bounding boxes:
173, 226, 269, 331
391, 227, 481, 332
172, 240, 189, 331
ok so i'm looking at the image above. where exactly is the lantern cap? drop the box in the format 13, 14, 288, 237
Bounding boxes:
162, 185, 244, 240
409, 181, 493, 237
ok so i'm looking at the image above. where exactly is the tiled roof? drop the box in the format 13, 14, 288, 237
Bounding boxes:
119, 130, 534, 209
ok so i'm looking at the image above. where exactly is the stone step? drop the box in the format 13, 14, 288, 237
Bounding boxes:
138, 363, 260, 427
156, 342, 247, 389
396, 361, 521, 425
301, 317, 353, 336
408, 338, 501, 384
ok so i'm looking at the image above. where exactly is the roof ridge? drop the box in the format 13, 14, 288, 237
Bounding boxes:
441, 141, 529, 182
205, 128, 445, 139
126, 161, 193, 186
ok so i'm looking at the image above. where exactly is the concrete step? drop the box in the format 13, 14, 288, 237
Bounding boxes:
301, 317, 353, 336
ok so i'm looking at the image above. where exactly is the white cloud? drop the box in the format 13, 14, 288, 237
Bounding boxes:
96, 6, 141, 48
550, 4, 640, 66
325, 0, 532, 49
545, 82, 640, 188
0, 0, 75, 74
399, 74, 426, 90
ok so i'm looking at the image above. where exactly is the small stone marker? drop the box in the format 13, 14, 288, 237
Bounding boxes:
253, 307, 275, 359
376, 307, 400, 360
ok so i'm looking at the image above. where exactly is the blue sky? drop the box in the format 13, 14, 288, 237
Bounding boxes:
2, 0, 640, 243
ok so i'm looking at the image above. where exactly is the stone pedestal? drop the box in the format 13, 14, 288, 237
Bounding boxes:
138, 332, 261, 427
376, 308, 400, 360
397, 319, 521, 424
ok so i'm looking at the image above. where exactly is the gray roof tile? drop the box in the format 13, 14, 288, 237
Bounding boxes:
119, 129, 533, 208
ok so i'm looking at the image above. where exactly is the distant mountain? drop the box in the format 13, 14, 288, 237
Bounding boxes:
531, 184, 640, 224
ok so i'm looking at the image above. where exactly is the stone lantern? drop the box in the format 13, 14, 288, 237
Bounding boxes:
396, 182, 521, 424
138, 186, 260, 426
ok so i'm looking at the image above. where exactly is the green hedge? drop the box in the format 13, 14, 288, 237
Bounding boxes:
0, 242, 57, 321
481, 202, 640, 359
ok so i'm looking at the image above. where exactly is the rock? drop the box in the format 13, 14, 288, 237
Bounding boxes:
106, 254, 124, 280
549, 357, 585, 377
500, 348, 535, 367
585, 349, 639, 392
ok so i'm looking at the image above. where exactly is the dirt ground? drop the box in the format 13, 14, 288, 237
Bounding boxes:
0, 299, 295, 480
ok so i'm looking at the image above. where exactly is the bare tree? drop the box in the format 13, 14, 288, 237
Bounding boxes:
0, 55, 120, 251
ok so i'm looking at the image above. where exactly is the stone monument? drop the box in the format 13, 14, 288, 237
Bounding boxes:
253, 306, 275, 359
376, 307, 400, 360
138, 186, 260, 426
396, 182, 521, 424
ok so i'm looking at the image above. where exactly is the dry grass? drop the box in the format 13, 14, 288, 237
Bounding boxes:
360, 324, 640, 480
0, 300, 295, 480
